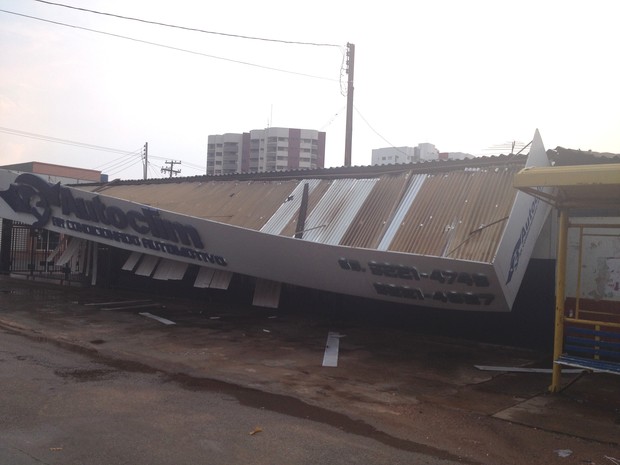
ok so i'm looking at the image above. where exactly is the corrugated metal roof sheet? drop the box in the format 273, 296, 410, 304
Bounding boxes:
92, 180, 300, 230
77, 157, 527, 265
377, 174, 427, 251
301, 178, 378, 245
260, 179, 321, 235
387, 167, 519, 261
340, 172, 411, 249
278, 180, 332, 237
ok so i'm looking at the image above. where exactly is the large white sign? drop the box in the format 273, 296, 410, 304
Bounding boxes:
0, 132, 552, 312
494, 129, 553, 308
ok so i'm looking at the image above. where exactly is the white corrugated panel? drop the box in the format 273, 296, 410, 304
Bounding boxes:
134, 254, 159, 277
122, 251, 142, 271
252, 279, 282, 308
260, 179, 321, 235
210, 270, 233, 289
152, 259, 188, 280
90, 242, 98, 285
83, 241, 91, 276
194, 267, 215, 288
302, 178, 378, 245
193, 267, 233, 289
56, 237, 84, 266
377, 174, 427, 251
46, 240, 63, 262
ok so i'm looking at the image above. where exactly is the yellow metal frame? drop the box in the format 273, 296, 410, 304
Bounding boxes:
550, 209, 568, 392
550, 221, 620, 391
514, 163, 620, 393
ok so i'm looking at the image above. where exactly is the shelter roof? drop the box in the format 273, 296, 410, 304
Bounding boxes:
516, 147, 620, 210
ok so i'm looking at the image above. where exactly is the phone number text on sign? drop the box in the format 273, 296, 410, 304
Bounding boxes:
338, 258, 495, 306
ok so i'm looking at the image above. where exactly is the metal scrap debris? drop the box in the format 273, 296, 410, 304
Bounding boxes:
322, 331, 345, 367
554, 449, 573, 458
475, 365, 584, 374
138, 312, 176, 325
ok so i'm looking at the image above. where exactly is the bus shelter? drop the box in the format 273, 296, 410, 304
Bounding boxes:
514, 163, 620, 392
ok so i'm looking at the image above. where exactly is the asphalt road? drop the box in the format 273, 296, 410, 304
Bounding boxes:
0, 329, 462, 465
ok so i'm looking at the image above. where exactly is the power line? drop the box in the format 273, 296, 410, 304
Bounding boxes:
97, 153, 143, 173
95, 153, 140, 171
1, 124, 147, 176
319, 106, 345, 131
182, 161, 207, 173
104, 156, 142, 176
2, 124, 205, 177
353, 106, 414, 158
147, 162, 162, 179
33, 0, 341, 48
0, 125, 137, 155
107, 157, 143, 178
0, 9, 339, 82
353, 106, 409, 155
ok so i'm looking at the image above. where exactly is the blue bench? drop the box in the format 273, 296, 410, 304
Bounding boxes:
556, 326, 620, 375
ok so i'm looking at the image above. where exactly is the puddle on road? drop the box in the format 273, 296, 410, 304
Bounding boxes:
168, 371, 470, 462
54, 368, 117, 382
42, 347, 469, 462
82, 349, 470, 462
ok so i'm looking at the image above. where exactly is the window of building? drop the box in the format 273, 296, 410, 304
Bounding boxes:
36, 230, 60, 251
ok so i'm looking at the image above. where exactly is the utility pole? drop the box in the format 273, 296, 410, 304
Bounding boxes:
161, 160, 181, 178
344, 42, 355, 167
142, 142, 148, 180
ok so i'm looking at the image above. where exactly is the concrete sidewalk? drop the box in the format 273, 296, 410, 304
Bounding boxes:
1, 275, 619, 464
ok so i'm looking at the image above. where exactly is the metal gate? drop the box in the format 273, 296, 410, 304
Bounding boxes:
8, 223, 86, 282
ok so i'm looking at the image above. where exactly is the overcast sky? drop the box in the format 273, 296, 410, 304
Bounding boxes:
1, 0, 618, 180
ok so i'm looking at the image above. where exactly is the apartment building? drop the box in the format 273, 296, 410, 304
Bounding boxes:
371, 143, 440, 165
371, 146, 417, 165
207, 127, 326, 175
372, 143, 472, 165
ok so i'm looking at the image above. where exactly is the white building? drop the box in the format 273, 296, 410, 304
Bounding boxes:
207, 127, 326, 175
371, 147, 417, 165
372, 143, 439, 165
372, 143, 473, 165
417, 143, 440, 161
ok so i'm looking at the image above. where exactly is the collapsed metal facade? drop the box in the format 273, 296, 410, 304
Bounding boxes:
80, 160, 523, 263
0, 131, 552, 312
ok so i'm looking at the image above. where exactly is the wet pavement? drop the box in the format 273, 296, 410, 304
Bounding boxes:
1, 275, 619, 464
